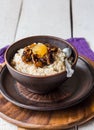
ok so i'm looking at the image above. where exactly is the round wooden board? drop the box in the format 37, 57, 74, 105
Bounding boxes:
0, 57, 94, 129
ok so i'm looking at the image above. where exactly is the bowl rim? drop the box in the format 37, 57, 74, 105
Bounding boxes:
5, 35, 78, 78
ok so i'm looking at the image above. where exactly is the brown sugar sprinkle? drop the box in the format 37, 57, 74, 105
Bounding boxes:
22, 43, 58, 67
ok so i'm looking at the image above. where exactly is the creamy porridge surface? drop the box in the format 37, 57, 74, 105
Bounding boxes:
11, 43, 67, 76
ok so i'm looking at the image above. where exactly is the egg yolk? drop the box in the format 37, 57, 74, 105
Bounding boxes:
32, 43, 48, 57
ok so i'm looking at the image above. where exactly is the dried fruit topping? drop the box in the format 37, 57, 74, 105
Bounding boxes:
22, 43, 58, 67
22, 47, 32, 63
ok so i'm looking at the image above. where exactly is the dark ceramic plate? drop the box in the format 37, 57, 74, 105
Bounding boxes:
0, 57, 94, 111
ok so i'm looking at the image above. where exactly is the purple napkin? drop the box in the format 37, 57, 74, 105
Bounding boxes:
67, 38, 94, 61
0, 45, 9, 63
0, 38, 94, 63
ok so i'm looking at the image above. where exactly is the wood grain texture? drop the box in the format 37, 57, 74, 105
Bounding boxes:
18, 128, 74, 130
18, 128, 73, 130
0, 57, 94, 130
16, 0, 71, 41
0, 0, 22, 48
72, 0, 94, 50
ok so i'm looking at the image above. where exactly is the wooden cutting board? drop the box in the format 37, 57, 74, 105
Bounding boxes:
0, 57, 94, 130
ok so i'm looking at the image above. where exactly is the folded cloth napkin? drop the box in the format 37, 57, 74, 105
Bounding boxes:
67, 38, 94, 61
0, 38, 94, 64
0, 45, 9, 63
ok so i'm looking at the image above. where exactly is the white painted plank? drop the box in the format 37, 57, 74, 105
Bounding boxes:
73, 0, 94, 50
0, 0, 22, 129
72, 0, 94, 129
78, 119, 94, 130
0, 118, 17, 130
16, 0, 71, 40
0, 0, 22, 48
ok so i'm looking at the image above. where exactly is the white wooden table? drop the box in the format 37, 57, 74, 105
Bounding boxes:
0, 0, 94, 129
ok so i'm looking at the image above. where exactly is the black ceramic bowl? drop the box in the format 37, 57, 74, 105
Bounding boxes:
5, 36, 78, 94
